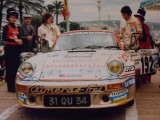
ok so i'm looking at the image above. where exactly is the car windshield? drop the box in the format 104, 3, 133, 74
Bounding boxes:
52, 31, 118, 51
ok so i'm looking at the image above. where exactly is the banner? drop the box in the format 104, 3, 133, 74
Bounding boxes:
145, 3, 160, 10
140, 0, 160, 9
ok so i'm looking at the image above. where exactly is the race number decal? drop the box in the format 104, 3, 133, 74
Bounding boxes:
141, 56, 153, 74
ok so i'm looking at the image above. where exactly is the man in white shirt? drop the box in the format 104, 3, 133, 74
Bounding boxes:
119, 6, 142, 49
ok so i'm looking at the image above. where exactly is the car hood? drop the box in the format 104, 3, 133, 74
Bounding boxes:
40, 50, 114, 81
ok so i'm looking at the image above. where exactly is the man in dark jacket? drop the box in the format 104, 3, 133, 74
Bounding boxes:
18, 14, 37, 52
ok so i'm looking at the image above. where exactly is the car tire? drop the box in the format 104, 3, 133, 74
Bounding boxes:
126, 99, 134, 107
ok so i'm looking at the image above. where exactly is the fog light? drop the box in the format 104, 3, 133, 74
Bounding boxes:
102, 95, 109, 102
108, 83, 122, 90
29, 96, 36, 103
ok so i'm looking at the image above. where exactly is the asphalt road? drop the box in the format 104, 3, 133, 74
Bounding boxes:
0, 71, 160, 120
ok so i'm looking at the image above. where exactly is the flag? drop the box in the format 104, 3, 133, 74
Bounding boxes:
62, 0, 70, 20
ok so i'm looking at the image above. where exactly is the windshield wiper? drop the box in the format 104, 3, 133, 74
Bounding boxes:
104, 46, 119, 49
71, 46, 86, 50
51, 49, 62, 51
84, 45, 104, 49
71, 45, 103, 50
54, 45, 119, 51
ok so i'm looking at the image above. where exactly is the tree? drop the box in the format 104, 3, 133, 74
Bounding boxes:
59, 21, 80, 32
46, 0, 63, 24
80, 26, 88, 30
70, 22, 80, 30
102, 27, 107, 30
58, 21, 66, 32
46, 4, 54, 13
31, 15, 42, 30
30, 15, 42, 40
3, 0, 46, 23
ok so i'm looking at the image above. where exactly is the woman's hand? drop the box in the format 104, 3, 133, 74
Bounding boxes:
15, 39, 23, 45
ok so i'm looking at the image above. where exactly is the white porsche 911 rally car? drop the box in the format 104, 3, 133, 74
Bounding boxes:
16, 30, 159, 109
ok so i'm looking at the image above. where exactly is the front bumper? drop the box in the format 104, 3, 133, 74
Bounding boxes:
16, 80, 136, 109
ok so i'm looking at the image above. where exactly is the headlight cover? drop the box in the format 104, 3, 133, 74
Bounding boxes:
19, 62, 36, 77
107, 60, 124, 75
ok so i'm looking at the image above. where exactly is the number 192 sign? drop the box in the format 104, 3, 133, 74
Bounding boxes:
140, 56, 159, 74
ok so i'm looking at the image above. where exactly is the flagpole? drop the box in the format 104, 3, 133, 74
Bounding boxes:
63, 0, 70, 31
66, 0, 70, 32
66, 17, 70, 32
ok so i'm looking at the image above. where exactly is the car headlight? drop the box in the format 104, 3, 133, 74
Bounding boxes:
19, 62, 36, 77
108, 60, 123, 75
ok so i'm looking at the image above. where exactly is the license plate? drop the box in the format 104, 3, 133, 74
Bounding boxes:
44, 94, 91, 107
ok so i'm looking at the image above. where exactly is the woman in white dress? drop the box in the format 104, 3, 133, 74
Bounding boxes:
38, 12, 61, 52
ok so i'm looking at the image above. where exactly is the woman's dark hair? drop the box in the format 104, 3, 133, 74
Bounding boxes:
121, 6, 132, 16
6, 8, 19, 21
42, 12, 53, 24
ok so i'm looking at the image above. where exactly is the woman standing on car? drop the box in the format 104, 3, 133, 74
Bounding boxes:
2, 8, 23, 92
38, 12, 61, 52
